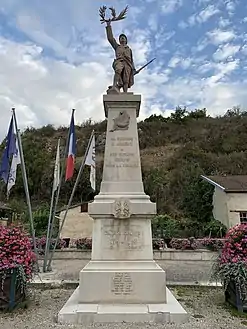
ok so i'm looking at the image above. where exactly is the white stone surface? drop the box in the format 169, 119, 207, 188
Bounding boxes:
91, 217, 153, 260
58, 286, 188, 324
58, 93, 188, 324
79, 260, 166, 304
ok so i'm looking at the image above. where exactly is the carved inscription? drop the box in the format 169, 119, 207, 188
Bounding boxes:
111, 272, 133, 295
106, 137, 139, 168
104, 225, 144, 250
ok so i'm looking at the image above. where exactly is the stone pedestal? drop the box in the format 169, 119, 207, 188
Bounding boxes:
58, 93, 188, 324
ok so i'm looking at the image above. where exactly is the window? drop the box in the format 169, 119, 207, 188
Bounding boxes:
239, 212, 247, 223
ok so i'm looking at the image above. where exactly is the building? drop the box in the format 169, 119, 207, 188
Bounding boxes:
57, 202, 93, 241
201, 175, 247, 228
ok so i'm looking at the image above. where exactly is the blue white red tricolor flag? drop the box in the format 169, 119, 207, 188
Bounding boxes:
65, 111, 76, 181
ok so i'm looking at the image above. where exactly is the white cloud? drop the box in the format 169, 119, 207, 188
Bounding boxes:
168, 56, 181, 68
225, 0, 237, 14
178, 20, 188, 29
207, 28, 236, 45
188, 5, 220, 26
0, 0, 247, 142
213, 43, 241, 61
218, 17, 231, 28
148, 13, 158, 31
161, 0, 183, 14
205, 60, 239, 85
0, 32, 163, 140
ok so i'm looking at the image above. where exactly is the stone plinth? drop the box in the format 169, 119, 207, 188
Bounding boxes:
58, 93, 188, 324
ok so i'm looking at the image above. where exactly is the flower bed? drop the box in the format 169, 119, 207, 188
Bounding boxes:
67, 237, 226, 251
170, 238, 225, 251
75, 238, 92, 250
30, 237, 67, 255
0, 225, 36, 310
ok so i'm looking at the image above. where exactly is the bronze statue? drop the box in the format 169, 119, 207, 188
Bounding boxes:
99, 6, 156, 94
99, 6, 135, 93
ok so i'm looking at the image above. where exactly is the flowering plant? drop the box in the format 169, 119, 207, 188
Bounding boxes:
202, 238, 225, 251
170, 237, 198, 250
76, 238, 92, 250
0, 225, 36, 299
212, 223, 247, 300
30, 236, 67, 254
152, 238, 166, 250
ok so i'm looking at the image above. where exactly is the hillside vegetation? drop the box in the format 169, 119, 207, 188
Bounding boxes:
1, 106, 247, 236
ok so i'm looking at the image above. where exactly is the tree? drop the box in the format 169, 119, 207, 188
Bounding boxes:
170, 106, 187, 123
187, 108, 207, 119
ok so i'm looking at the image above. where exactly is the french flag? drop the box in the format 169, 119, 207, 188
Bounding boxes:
65, 111, 76, 181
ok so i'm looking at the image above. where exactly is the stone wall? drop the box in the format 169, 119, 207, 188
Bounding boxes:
40, 249, 218, 262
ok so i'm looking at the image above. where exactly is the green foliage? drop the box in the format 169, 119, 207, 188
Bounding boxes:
203, 220, 227, 238
151, 215, 181, 239
143, 167, 169, 213
1, 105, 247, 238
224, 105, 247, 118
144, 114, 168, 123
181, 174, 214, 223
187, 108, 207, 119
25, 204, 50, 237
170, 106, 187, 123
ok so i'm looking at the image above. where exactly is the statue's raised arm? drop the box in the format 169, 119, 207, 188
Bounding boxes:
105, 21, 118, 50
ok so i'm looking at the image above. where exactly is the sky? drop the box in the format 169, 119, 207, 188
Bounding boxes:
0, 0, 247, 140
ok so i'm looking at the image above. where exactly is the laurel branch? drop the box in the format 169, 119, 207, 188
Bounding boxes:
99, 5, 128, 24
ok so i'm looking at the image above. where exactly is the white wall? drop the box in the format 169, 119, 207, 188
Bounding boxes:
226, 192, 247, 227
213, 187, 247, 228
59, 206, 93, 240
212, 187, 229, 227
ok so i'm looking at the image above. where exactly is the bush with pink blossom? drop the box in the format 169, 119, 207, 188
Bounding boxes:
212, 223, 247, 300
0, 225, 37, 293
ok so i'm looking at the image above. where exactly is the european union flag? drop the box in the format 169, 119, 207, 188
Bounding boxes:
0, 115, 17, 183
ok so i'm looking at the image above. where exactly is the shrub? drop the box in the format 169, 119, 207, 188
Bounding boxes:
31, 237, 66, 254
152, 215, 181, 239
170, 237, 198, 250
0, 225, 37, 308
203, 220, 227, 238
0, 225, 36, 280
76, 238, 92, 250
212, 223, 247, 300
202, 238, 225, 251
152, 238, 166, 250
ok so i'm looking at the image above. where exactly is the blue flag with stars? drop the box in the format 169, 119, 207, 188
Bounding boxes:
0, 115, 16, 184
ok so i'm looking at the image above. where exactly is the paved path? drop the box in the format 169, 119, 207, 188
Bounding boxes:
36, 258, 216, 285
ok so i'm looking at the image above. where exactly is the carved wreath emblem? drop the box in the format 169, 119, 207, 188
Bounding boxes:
113, 199, 131, 219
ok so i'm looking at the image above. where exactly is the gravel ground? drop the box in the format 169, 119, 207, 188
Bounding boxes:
0, 287, 247, 329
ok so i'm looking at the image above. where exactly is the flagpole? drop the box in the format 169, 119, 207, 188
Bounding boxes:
12, 108, 39, 270
46, 109, 75, 271
47, 129, 94, 270
43, 138, 60, 272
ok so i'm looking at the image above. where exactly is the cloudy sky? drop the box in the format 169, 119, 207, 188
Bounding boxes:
0, 0, 246, 140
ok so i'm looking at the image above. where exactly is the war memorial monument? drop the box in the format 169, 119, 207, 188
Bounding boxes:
58, 6, 188, 324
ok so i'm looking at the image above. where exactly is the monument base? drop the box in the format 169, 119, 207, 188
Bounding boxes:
58, 287, 188, 324
78, 260, 167, 304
